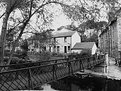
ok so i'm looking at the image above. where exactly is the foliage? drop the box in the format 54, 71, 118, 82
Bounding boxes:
94, 0, 121, 21
59, 19, 107, 35
65, 23, 78, 31
68, 50, 91, 59
61, 0, 120, 34
28, 29, 53, 51
62, 5, 86, 21
81, 34, 88, 42
51, 52, 65, 57
79, 19, 107, 31
4, 50, 10, 57
86, 33, 98, 46
38, 51, 51, 61
4, 57, 25, 64
20, 39, 28, 51
61, 0, 101, 22
19, 39, 28, 59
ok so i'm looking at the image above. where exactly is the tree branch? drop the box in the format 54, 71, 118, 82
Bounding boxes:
29, 0, 34, 18
0, 12, 5, 18
31, 1, 65, 17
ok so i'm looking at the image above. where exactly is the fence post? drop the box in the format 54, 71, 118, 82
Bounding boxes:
67, 58, 70, 75
70, 62, 73, 74
105, 53, 109, 66
93, 56, 95, 66
80, 59, 84, 71
52, 64, 55, 80
28, 68, 33, 90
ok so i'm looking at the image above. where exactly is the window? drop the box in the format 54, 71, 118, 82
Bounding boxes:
64, 46, 67, 53
64, 37, 67, 42
68, 46, 70, 51
57, 46, 60, 53
54, 46, 56, 52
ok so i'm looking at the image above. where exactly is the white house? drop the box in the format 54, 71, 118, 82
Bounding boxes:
48, 30, 81, 53
71, 42, 97, 55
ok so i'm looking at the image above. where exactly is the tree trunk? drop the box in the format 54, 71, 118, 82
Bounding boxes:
0, 20, 29, 72
7, 20, 29, 65
0, 9, 11, 66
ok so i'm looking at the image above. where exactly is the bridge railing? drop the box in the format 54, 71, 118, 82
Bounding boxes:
0, 55, 105, 90
0, 58, 69, 71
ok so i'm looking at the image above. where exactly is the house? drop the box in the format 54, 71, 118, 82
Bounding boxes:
48, 30, 81, 53
98, 16, 121, 58
71, 42, 97, 55
98, 27, 111, 55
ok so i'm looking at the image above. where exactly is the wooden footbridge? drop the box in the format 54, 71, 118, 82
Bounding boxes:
0, 55, 105, 90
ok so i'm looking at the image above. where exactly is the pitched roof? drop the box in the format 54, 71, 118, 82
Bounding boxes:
53, 31, 76, 38
72, 42, 96, 50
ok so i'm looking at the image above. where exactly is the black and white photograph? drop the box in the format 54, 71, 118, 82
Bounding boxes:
0, 0, 121, 91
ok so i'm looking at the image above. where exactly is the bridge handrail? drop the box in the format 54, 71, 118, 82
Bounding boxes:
0, 55, 104, 70
0, 57, 88, 68
0, 58, 68, 68
0, 55, 105, 74
0, 58, 82, 74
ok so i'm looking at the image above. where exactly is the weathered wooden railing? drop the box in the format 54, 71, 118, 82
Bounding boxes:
0, 55, 105, 90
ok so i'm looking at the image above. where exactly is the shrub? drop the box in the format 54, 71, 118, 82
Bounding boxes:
3, 57, 32, 69
39, 51, 51, 61
4, 50, 10, 57
68, 50, 92, 59
4, 57, 25, 64
15, 50, 22, 54
51, 52, 64, 57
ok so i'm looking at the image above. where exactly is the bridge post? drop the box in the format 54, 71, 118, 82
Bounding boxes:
80, 59, 84, 71
91, 57, 94, 69
52, 63, 57, 80
67, 58, 71, 75
105, 53, 109, 66
87, 58, 89, 68
94, 54, 97, 64
52, 65, 55, 80
28, 68, 33, 90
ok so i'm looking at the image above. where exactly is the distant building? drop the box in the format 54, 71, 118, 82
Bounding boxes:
49, 30, 81, 53
99, 16, 121, 58
71, 42, 97, 55
98, 27, 111, 55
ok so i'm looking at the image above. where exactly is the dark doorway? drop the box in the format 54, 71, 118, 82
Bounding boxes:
64, 46, 67, 53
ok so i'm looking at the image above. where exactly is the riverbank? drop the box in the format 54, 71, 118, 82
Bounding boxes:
91, 57, 121, 80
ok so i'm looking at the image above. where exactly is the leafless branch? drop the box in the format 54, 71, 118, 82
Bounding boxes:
0, 12, 5, 18
28, 0, 34, 18
31, 1, 65, 17
23, 31, 36, 34
28, 23, 40, 33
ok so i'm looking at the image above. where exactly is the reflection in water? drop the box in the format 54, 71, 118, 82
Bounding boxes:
49, 76, 121, 91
